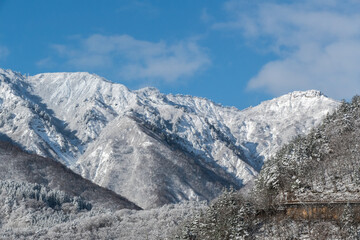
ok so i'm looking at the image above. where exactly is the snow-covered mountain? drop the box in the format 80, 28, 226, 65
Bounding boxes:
0, 69, 340, 208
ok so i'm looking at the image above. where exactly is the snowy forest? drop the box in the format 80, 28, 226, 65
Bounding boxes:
175, 96, 360, 239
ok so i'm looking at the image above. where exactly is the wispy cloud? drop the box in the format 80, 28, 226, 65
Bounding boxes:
0, 45, 9, 60
200, 8, 212, 23
36, 57, 55, 68
216, 0, 360, 99
40, 34, 210, 85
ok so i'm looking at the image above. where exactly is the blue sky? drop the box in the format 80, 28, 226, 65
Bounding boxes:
0, 0, 359, 109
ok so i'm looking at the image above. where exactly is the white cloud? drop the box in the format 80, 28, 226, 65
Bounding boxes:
217, 0, 360, 99
44, 34, 210, 84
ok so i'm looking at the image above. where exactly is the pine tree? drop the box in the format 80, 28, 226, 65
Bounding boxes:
341, 203, 357, 239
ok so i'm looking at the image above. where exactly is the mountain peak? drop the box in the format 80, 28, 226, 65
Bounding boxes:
31, 71, 112, 84
252, 89, 332, 111
0, 68, 24, 80
135, 86, 161, 98
287, 89, 325, 98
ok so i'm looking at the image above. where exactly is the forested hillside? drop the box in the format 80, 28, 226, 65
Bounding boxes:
256, 95, 360, 205
0, 141, 204, 239
0, 141, 139, 211
177, 96, 360, 239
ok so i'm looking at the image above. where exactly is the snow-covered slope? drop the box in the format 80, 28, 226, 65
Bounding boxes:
0, 69, 340, 208
0, 69, 80, 165
77, 115, 240, 208
27, 72, 137, 144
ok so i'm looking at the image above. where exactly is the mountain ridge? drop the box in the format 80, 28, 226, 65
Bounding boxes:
0, 68, 340, 208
